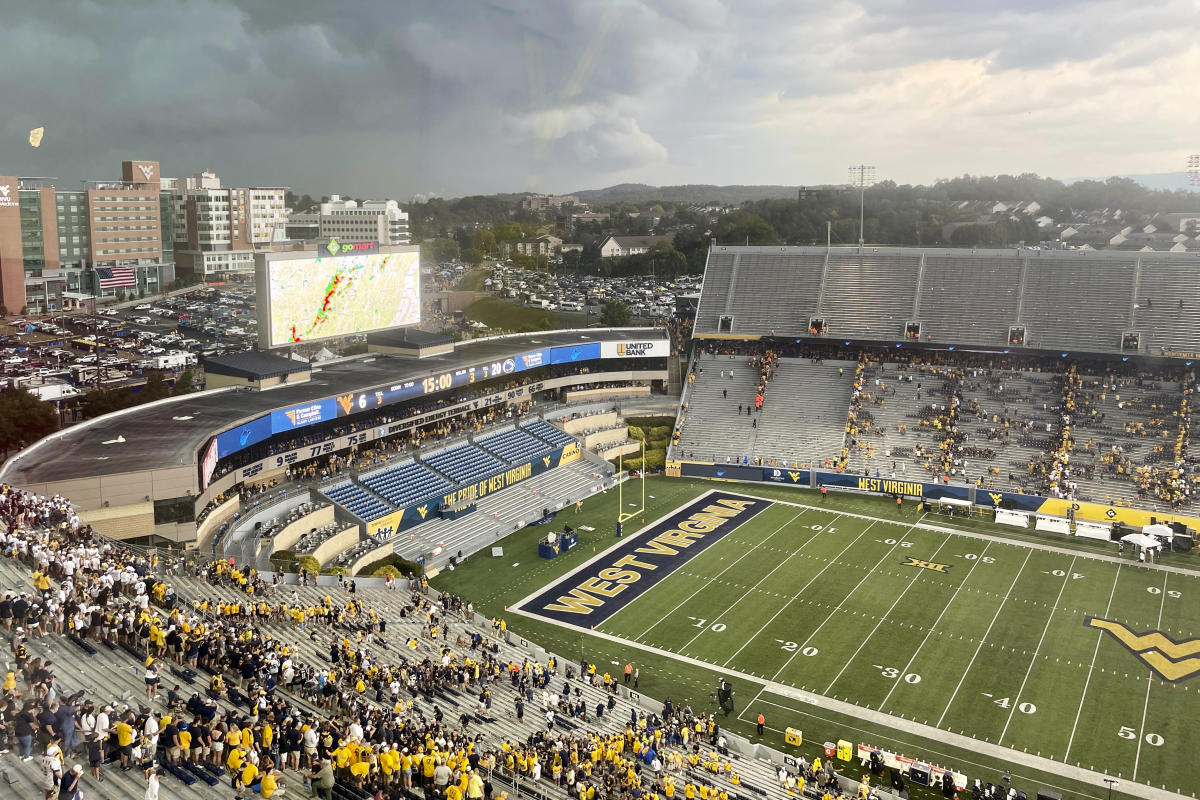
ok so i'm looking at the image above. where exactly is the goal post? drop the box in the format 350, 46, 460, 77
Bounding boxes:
617, 437, 646, 526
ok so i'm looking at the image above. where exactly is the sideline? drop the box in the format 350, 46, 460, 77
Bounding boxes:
732, 490, 1200, 579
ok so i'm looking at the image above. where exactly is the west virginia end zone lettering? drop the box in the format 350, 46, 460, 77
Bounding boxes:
519, 493, 768, 628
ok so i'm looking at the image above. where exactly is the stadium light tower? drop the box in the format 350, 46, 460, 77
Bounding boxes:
1189, 154, 1200, 188
848, 164, 876, 252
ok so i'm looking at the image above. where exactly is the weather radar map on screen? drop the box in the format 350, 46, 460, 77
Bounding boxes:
267, 251, 420, 346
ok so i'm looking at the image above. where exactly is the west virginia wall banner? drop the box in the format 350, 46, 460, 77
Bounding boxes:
813, 471, 970, 501
517, 492, 768, 628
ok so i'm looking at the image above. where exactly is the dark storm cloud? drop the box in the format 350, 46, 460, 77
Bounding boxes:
0, 0, 1194, 196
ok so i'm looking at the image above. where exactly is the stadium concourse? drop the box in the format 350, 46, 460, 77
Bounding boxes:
0, 327, 672, 559
674, 245, 1200, 522
0, 486, 875, 800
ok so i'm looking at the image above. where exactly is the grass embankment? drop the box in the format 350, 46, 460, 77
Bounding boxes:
464, 297, 573, 333
453, 269, 490, 292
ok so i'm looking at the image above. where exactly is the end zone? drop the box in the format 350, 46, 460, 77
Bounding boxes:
513, 490, 770, 628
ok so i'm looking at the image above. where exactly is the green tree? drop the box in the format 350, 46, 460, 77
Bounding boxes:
471, 229, 497, 256
0, 389, 58, 457
141, 371, 171, 403
81, 388, 136, 419
173, 369, 196, 395
600, 300, 633, 327
422, 237, 461, 264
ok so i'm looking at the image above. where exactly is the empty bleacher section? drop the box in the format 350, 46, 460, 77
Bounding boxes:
1132, 259, 1200, 352
727, 251, 825, 336
359, 458, 451, 508
692, 250, 735, 333
421, 441, 505, 483
694, 246, 1200, 355
820, 253, 921, 338
474, 424, 553, 464
755, 358, 856, 466
672, 354, 858, 466
917, 254, 1022, 345
1019, 255, 1136, 351
321, 480, 392, 521
672, 355, 763, 462
522, 416, 577, 446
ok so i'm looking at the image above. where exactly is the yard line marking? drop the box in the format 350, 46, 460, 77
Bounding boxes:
1132, 572, 1169, 782
1064, 565, 1122, 761
632, 507, 807, 641
937, 548, 1032, 728
998, 555, 1078, 744
742, 685, 767, 725
821, 532, 954, 695
770, 516, 928, 684
675, 512, 834, 654
719, 515, 862, 667
878, 540, 992, 711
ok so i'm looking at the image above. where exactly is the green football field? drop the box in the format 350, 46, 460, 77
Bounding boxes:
514, 492, 1200, 798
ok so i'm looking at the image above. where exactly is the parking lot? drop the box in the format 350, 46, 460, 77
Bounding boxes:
485, 264, 700, 319
0, 284, 265, 403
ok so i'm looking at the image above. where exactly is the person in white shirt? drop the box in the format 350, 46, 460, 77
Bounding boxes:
145, 767, 163, 800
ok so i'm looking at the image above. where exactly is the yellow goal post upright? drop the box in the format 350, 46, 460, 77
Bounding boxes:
617, 437, 646, 529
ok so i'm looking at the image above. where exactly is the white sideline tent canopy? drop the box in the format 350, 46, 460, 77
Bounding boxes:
1121, 532, 1162, 549
1143, 523, 1175, 542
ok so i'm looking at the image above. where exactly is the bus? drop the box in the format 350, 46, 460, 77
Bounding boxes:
71, 338, 102, 353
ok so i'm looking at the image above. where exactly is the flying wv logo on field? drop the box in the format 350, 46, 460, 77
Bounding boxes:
1085, 617, 1200, 682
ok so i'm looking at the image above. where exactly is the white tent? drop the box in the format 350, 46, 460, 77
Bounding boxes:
1121, 532, 1162, 549
1143, 523, 1174, 542
312, 347, 335, 362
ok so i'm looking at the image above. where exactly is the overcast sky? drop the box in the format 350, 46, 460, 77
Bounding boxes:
2, 0, 1197, 199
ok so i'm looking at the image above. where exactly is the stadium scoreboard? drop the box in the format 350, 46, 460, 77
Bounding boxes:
255, 244, 421, 349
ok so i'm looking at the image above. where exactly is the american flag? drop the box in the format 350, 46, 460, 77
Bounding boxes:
95, 266, 136, 290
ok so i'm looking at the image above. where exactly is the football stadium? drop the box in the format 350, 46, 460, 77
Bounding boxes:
3, 244, 1200, 800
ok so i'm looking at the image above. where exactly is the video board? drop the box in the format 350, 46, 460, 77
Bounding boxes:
259, 247, 420, 348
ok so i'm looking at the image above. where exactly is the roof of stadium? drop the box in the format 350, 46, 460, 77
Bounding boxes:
2, 327, 666, 485
695, 245, 1200, 356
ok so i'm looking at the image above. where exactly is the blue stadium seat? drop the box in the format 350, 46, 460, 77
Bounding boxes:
475, 426, 554, 464
421, 442, 505, 484
320, 481, 392, 521
359, 460, 452, 508
521, 418, 575, 447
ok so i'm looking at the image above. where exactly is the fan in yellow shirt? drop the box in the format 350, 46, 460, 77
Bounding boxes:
260, 771, 280, 799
